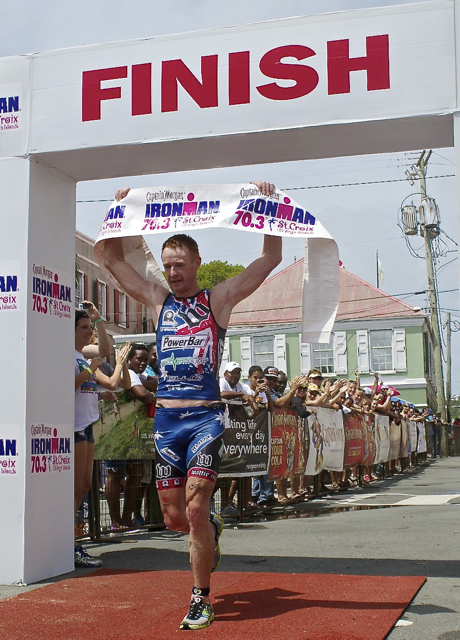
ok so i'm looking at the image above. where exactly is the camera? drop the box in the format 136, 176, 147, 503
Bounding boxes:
79, 302, 91, 310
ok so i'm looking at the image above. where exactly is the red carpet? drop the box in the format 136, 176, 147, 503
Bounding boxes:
0, 570, 425, 640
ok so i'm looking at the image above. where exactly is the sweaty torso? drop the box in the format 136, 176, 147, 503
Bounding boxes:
155, 290, 226, 407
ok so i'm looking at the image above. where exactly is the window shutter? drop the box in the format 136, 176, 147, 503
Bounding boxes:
114, 290, 120, 324
299, 337, 312, 374
274, 334, 287, 371
105, 286, 110, 321
393, 328, 407, 371
137, 302, 142, 332
220, 337, 230, 377
83, 274, 88, 300
125, 297, 130, 328
333, 331, 348, 375
240, 336, 251, 377
356, 329, 369, 374
90, 280, 99, 311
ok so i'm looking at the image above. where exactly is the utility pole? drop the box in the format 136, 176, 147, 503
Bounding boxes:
376, 250, 380, 288
446, 312, 452, 423
416, 151, 448, 454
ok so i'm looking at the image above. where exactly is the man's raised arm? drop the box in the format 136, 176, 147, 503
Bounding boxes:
94, 238, 167, 315
94, 186, 169, 317
211, 180, 282, 326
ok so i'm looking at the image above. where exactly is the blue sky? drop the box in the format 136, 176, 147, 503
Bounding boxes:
2, 0, 459, 391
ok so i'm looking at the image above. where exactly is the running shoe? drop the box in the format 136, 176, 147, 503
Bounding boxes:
179, 596, 215, 630
74, 545, 102, 568
210, 512, 224, 573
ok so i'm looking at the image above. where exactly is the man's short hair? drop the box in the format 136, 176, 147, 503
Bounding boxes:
128, 343, 149, 359
161, 234, 200, 257
248, 365, 263, 377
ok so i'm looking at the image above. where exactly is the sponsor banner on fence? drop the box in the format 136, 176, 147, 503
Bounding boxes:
306, 408, 344, 475
389, 420, 402, 461
268, 408, 306, 481
400, 419, 409, 459
418, 423, 427, 454
409, 420, 418, 453
343, 412, 365, 468
94, 395, 156, 460
374, 414, 390, 464
361, 413, 376, 467
219, 405, 270, 478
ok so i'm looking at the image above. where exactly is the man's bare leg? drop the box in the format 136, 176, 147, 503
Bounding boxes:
185, 478, 215, 586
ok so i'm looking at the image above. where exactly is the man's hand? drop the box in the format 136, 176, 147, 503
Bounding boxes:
250, 181, 275, 197
115, 187, 131, 202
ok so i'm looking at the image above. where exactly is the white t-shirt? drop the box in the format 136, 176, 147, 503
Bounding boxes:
129, 369, 147, 388
242, 383, 268, 404
75, 350, 99, 432
219, 378, 247, 394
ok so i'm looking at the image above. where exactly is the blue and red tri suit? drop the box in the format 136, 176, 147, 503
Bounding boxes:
154, 290, 226, 490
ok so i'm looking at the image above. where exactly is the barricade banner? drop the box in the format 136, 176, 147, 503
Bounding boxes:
418, 422, 427, 454
219, 405, 270, 477
94, 395, 156, 460
306, 408, 344, 474
374, 414, 390, 463
343, 412, 365, 468
400, 418, 409, 459
389, 420, 402, 461
409, 420, 418, 453
268, 408, 306, 480
361, 413, 376, 467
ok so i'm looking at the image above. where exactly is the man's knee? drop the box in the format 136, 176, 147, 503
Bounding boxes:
162, 508, 188, 533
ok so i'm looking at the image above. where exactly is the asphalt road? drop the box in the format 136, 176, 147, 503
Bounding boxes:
1, 457, 459, 639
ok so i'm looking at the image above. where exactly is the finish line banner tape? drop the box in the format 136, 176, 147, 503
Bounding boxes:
95, 184, 339, 343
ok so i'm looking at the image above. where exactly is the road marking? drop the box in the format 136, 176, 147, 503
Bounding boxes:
396, 494, 460, 506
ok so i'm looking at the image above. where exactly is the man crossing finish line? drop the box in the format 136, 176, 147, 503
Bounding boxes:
94, 181, 281, 630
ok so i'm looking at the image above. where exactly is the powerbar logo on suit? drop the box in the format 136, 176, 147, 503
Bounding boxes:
161, 335, 208, 351
0, 94, 20, 131
0, 439, 18, 475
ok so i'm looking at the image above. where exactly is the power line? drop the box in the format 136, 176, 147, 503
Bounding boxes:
75, 173, 456, 204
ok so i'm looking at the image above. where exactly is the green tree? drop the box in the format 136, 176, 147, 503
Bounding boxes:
197, 260, 244, 289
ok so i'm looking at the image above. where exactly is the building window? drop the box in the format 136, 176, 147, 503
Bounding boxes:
118, 292, 127, 327
312, 340, 334, 374
97, 281, 107, 319
370, 329, 393, 371
253, 336, 274, 370
75, 271, 84, 308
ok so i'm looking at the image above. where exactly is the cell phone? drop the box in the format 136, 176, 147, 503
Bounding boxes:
79, 302, 91, 310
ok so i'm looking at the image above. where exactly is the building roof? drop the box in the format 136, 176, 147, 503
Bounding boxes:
229, 259, 424, 327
